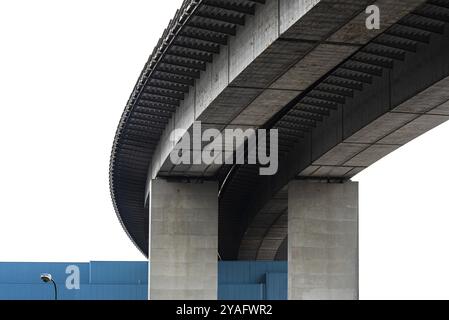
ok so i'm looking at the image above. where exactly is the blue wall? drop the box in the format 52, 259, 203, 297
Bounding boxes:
0, 261, 287, 300
218, 261, 287, 300
0, 261, 147, 300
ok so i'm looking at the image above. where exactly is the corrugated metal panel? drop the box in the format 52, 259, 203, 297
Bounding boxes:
0, 284, 147, 300
218, 284, 264, 301
0, 261, 286, 300
67, 285, 147, 300
218, 261, 287, 284
217, 261, 287, 300
0, 284, 55, 300
265, 273, 288, 300
89, 261, 148, 284
0, 262, 90, 284
0, 262, 147, 300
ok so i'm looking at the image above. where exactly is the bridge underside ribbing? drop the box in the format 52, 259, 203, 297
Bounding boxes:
110, 0, 270, 255
110, 0, 449, 263
225, 0, 449, 260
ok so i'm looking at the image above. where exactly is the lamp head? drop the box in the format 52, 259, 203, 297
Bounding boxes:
40, 273, 52, 283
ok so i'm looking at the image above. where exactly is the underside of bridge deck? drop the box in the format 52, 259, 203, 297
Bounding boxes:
221, 0, 449, 260
110, 0, 449, 263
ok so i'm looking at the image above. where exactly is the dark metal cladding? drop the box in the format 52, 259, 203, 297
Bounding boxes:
109, 0, 263, 256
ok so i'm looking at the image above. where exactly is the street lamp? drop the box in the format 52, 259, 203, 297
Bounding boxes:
40, 273, 58, 300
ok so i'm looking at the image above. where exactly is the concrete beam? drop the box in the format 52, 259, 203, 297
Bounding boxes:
288, 180, 358, 300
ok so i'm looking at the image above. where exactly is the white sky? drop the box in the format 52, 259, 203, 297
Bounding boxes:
1, 0, 449, 300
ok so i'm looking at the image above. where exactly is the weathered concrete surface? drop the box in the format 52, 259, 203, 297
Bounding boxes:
141, 0, 432, 261
146, 0, 426, 188
231, 22, 449, 258
228, 21, 449, 259
149, 179, 218, 300
288, 180, 358, 300
301, 75, 449, 178
297, 17, 449, 178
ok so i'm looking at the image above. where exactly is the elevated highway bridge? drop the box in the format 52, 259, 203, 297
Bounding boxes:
110, 0, 449, 299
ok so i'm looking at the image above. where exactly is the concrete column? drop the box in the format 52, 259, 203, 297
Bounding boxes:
149, 179, 218, 300
288, 180, 358, 300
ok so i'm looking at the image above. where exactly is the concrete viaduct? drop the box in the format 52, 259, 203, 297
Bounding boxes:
109, 0, 449, 299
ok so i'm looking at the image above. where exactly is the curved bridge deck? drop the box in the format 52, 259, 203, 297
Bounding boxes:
110, 0, 449, 262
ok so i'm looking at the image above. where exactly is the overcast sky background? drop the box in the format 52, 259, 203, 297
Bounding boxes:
1, 0, 449, 299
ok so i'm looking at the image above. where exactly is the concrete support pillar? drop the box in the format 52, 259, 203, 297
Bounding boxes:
288, 180, 358, 300
149, 179, 218, 300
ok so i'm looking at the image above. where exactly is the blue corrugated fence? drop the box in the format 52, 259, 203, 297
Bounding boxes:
0, 261, 287, 300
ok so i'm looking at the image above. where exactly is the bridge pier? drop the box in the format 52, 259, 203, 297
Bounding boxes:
288, 180, 359, 300
148, 179, 218, 300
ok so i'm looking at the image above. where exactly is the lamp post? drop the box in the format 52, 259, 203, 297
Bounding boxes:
40, 273, 58, 300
